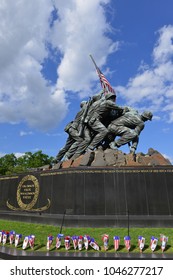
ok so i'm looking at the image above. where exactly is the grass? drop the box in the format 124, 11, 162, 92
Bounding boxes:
0, 219, 173, 254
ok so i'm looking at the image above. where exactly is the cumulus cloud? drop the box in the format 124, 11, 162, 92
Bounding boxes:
116, 25, 173, 123
0, 0, 118, 130
1, 1, 173, 133
52, 0, 119, 96
0, 0, 68, 131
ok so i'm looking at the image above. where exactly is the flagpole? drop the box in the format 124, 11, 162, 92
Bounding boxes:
60, 209, 66, 234
89, 54, 98, 70
89, 54, 105, 94
127, 209, 130, 236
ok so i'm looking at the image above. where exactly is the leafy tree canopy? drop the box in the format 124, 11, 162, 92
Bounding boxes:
0, 151, 53, 175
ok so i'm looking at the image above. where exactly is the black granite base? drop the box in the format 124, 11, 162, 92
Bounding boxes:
1, 166, 173, 227
1, 211, 173, 228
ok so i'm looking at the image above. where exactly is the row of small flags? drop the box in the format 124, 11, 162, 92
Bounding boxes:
49, 234, 100, 251
0, 230, 35, 250
0, 230, 168, 252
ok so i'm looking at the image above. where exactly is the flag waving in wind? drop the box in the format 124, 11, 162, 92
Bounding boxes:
89, 54, 116, 95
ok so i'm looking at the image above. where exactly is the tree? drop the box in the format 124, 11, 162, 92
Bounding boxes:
0, 151, 53, 175
0, 153, 17, 175
18, 150, 53, 169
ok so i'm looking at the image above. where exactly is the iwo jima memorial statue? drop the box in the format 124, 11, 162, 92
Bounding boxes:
0, 55, 173, 228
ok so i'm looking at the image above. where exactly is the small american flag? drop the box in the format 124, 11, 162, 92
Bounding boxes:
138, 236, 145, 252
160, 234, 168, 252
124, 236, 131, 251
150, 236, 158, 252
113, 236, 120, 251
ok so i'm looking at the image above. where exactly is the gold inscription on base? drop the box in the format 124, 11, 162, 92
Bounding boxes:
6, 175, 50, 212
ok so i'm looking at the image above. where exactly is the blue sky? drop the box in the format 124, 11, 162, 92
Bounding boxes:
0, 0, 173, 163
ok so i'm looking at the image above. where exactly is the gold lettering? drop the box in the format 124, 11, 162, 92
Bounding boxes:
40, 168, 173, 177
20, 192, 35, 195
21, 184, 35, 188
23, 196, 31, 199
23, 188, 31, 191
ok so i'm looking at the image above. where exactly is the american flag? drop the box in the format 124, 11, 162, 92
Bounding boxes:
96, 67, 115, 94
113, 236, 120, 251
138, 236, 145, 252
90, 55, 116, 95
124, 236, 131, 251
150, 236, 158, 252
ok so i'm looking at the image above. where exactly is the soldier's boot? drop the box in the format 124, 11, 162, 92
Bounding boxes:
96, 145, 103, 151
63, 155, 70, 161
109, 141, 120, 150
86, 147, 94, 153
130, 147, 136, 154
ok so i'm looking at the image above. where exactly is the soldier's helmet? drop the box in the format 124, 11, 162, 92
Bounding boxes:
105, 92, 116, 100
80, 100, 87, 108
141, 111, 153, 121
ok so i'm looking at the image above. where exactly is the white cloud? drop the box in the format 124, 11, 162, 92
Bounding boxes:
14, 152, 25, 158
20, 131, 33, 137
153, 25, 173, 64
0, 152, 6, 158
153, 115, 161, 121
1, 2, 173, 132
0, 151, 24, 158
117, 25, 173, 122
51, 0, 119, 97
46, 132, 63, 137
0, 0, 118, 130
163, 153, 173, 164
0, 0, 68, 131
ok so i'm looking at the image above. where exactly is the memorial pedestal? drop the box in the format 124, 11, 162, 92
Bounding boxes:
1, 165, 173, 227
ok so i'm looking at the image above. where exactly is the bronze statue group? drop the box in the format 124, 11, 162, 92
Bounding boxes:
54, 90, 153, 163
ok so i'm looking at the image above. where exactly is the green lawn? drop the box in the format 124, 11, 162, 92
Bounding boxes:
0, 219, 173, 253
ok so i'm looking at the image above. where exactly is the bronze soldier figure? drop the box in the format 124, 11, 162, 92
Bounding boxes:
73, 92, 123, 157
108, 110, 153, 153
54, 101, 88, 163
